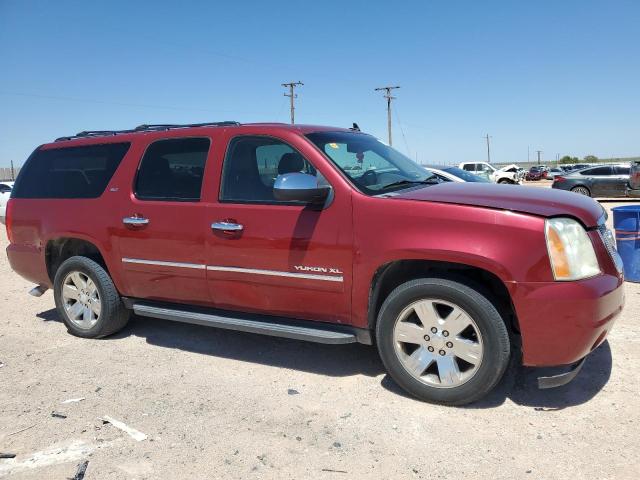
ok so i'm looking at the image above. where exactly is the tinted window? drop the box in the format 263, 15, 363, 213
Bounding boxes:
616, 166, 630, 175
135, 138, 210, 201
220, 136, 317, 203
462, 164, 475, 171
581, 166, 613, 176
0, 184, 11, 193
12, 143, 130, 199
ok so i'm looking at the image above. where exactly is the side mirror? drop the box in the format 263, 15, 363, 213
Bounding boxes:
273, 173, 331, 205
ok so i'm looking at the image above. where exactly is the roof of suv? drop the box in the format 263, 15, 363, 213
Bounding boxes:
51, 122, 355, 146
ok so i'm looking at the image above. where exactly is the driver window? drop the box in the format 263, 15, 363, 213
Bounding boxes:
220, 136, 320, 203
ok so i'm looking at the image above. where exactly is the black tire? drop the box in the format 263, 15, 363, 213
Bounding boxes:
497, 179, 511, 184
53, 256, 130, 338
570, 185, 591, 197
376, 278, 510, 406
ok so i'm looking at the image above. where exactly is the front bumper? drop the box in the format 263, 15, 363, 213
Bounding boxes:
509, 273, 624, 367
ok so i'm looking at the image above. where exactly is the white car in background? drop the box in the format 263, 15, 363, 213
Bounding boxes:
0, 181, 14, 223
422, 165, 492, 183
458, 162, 523, 184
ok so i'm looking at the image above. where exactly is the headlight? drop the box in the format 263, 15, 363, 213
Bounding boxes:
545, 217, 601, 281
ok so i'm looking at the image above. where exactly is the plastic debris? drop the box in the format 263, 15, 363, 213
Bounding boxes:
101, 416, 147, 441
61, 397, 86, 404
71, 460, 89, 480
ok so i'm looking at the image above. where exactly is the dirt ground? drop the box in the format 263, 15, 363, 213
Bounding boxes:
0, 200, 639, 479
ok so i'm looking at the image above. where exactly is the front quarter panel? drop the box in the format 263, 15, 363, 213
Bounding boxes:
351, 194, 550, 327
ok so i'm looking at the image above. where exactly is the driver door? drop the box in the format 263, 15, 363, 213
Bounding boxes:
204, 133, 354, 324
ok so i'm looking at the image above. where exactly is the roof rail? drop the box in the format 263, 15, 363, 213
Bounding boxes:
55, 121, 240, 142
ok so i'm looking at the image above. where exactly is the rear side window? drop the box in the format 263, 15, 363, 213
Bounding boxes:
135, 138, 210, 201
581, 166, 612, 176
616, 166, 630, 175
12, 143, 130, 199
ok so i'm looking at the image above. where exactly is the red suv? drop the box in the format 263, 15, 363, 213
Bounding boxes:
5, 122, 625, 405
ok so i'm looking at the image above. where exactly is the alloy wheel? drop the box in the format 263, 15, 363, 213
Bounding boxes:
571, 186, 590, 196
61, 271, 101, 329
393, 299, 483, 388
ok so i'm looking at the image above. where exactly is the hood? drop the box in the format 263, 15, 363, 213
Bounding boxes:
498, 164, 519, 172
392, 183, 604, 227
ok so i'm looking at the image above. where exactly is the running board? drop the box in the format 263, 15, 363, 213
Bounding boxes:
131, 301, 371, 345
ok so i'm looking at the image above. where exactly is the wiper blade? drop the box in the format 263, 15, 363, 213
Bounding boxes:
383, 178, 440, 189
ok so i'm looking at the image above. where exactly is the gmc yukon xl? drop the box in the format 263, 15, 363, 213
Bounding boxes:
5, 122, 625, 405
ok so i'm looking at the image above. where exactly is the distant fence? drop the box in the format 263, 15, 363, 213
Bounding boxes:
0, 167, 20, 181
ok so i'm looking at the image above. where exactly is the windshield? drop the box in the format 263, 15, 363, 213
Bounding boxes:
443, 167, 491, 183
306, 131, 435, 194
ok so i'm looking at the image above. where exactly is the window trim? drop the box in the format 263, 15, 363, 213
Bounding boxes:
218, 134, 331, 206
133, 136, 212, 203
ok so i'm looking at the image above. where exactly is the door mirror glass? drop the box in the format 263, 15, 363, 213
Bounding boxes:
273, 172, 331, 204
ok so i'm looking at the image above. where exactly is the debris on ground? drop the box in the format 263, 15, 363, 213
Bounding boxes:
62, 397, 86, 404
321, 468, 348, 473
101, 415, 147, 441
6, 424, 36, 436
287, 389, 300, 395
51, 412, 67, 419
71, 460, 89, 480
0, 453, 16, 459
0, 361, 5, 368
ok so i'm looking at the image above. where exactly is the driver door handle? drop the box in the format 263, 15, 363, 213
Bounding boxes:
212, 221, 243, 232
123, 216, 149, 226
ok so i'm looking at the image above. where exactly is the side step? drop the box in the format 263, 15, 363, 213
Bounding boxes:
131, 302, 371, 345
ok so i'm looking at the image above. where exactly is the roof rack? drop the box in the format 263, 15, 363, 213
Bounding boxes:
55, 121, 241, 142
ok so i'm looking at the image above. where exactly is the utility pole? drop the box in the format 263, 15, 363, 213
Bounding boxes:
10, 160, 15, 180
483, 134, 492, 164
527, 145, 530, 163
282, 81, 304, 124
374, 85, 400, 145
536, 150, 543, 165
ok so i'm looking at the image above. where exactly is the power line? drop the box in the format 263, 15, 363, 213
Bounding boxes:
282, 81, 304, 124
393, 105, 411, 158
374, 86, 400, 145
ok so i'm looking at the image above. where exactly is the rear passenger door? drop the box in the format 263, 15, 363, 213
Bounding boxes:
613, 166, 630, 196
113, 137, 212, 304
580, 166, 614, 197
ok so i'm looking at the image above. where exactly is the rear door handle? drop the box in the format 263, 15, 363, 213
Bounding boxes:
212, 221, 243, 232
123, 216, 150, 226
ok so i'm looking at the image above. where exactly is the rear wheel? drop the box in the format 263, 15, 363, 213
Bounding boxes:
571, 185, 591, 196
376, 278, 510, 406
498, 179, 511, 184
53, 256, 130, 338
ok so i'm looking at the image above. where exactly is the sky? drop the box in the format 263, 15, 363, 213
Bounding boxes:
1, 0, 639, 166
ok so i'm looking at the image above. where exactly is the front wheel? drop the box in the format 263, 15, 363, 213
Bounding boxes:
376, 278, 511, 406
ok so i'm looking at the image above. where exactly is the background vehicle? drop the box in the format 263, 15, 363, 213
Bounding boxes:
525, 166, 545, 181
545, 167, 564, 179
422, 165, 492, 183
6, 122, 624, 406
628, 160, 640, 197
552, 164, 631, 197
458, 162, 522, 184
0, 181, 14, 222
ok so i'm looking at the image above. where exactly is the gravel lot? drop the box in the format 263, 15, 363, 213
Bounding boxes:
0, 199, 639, 479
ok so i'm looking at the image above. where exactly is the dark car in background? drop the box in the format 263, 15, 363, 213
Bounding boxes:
552, 164, 631, 197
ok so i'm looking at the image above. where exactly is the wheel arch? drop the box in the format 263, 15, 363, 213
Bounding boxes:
44, 235, 122, 291
367, 259, 519, 337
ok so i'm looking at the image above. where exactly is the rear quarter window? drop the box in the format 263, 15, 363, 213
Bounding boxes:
12, 143, 130, 199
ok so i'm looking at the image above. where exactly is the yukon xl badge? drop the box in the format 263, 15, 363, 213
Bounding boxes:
294, 265, 343, 274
